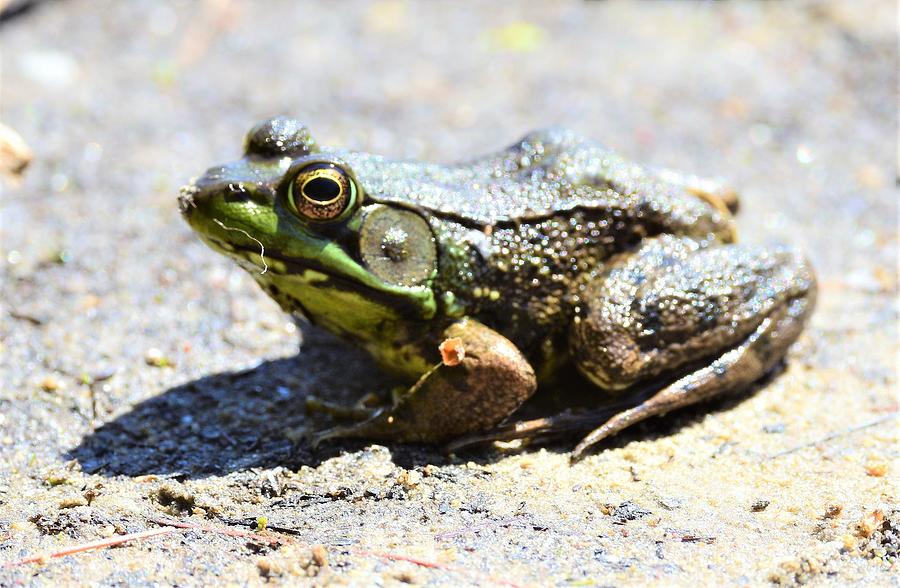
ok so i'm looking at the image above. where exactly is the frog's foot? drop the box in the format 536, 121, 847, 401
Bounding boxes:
312, 319, 537, 447
569, 234, 816, 462
305, 393, 381, 422
444, 401, 640, 454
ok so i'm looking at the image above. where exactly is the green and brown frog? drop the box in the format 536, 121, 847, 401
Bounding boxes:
179, 117, 816, 460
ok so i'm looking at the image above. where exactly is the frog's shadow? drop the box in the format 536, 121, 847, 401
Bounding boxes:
68, 327, 773, 479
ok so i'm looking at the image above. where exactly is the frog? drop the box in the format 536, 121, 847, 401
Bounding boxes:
179, 117, 816, 461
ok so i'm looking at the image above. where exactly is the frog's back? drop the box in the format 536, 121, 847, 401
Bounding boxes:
340, 128, 734, 243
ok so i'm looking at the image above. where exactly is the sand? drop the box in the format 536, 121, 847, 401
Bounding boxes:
1, 1, 896, 585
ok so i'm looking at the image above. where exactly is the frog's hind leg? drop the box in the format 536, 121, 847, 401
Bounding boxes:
571, 299, 807, 461
568, 234, 816, 461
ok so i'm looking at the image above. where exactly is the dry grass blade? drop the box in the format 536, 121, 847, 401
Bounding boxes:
148, 517, 287, 545
766, 412, 898, 460
3, 527, 181, 569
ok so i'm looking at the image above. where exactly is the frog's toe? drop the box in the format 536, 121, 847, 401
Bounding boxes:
309, 426, 341, 449
305, 394, 380, 422
309, 412, 393, 448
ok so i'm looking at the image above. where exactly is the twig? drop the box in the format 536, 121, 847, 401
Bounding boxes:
148, 517, 287, 545
4, 517, 295, 570
3, 527, 182, 569
352, 549, 527, 588
352, 549, 446, 570
8, 310, 45, 325
766, 412, 898, 460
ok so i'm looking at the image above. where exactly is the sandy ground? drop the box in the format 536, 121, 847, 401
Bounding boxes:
1, 1, 897, 586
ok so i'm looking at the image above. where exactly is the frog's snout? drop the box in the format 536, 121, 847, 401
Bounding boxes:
178, 166, 272, 222
178, 177, 228, 219
178, 167, 226, 219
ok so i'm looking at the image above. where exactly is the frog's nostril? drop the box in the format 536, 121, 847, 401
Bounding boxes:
222, 182, 252, 203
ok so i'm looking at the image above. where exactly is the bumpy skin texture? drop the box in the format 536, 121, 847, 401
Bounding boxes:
180, 117, 816, 458
571, 235, 815, 390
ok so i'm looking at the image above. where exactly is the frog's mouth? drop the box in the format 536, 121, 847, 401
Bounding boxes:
205, 235, 344, 282
211, 238, 433, 322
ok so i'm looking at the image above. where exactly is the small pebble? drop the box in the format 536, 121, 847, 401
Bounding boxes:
396, 470, 422, 490
311, 544, 329, 568
856, 510, 884, 538
59, 496, 87, 509
864, 460, 888, 477
256, 557, 282, 578
145, 348, 172, 367
40, 375, 63, 392
842, 534, 857, 551
0, 122, 33, 180
751, 500, 770, 512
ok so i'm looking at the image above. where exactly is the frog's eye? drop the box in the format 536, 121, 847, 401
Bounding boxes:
289, 163, 357, 221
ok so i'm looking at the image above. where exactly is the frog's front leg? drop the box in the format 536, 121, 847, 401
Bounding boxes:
569, 234, 816, 460
312, 318, 537, 445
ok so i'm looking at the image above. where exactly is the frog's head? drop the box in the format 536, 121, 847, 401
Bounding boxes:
179, 117, 438, 341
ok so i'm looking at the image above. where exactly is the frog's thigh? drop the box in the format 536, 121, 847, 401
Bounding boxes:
570, 234, 816, 459
314, 319, 537, 445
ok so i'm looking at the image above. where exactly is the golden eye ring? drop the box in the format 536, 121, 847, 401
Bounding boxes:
289, 163, 357, 221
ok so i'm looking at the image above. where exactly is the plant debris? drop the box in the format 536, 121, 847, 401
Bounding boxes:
439, 337, 466, 366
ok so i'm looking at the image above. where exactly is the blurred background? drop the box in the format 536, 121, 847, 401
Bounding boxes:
1, 1, 897, 585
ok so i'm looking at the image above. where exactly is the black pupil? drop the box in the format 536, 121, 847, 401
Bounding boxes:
304, 176, 341, 202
